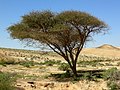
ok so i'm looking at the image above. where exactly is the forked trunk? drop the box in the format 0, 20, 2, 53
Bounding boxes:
63, 55, 78, 77
71, 62, 78, 77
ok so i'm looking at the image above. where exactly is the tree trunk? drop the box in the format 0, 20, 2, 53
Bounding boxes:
72, 62, 78, 77
63, 56, 78, 77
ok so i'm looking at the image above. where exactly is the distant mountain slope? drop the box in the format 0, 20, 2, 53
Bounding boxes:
81, 44, 120, 58
0, 44, 120, 59
97, 44, 120, 50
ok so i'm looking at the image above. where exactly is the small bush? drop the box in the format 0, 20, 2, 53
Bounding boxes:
49, 71, 71, 79
105, 63, 113, 66
58, 63, 70, 71
42, 60, 61, 66
80, 72, 99, 81
107, 81, 119, 90
117, 62, 120, 66
0, 72, 16, 90
55, 60, 61, 65
103, 68, 117, 80
43, 60, 55, 66
103, 68, 120, 90
77, 60, 99, 67
0, 59, 16, 66
82, 72, 93, 80
19, 61, 35, 67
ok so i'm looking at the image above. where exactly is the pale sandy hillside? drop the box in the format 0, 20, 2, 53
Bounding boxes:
81, 44, 120, 58
97, 44, 120, 50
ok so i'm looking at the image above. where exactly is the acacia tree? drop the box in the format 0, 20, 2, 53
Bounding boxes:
8, 10, 108, 76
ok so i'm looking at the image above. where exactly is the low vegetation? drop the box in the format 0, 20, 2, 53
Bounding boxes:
58, 62, 70, 71
103, 68, 120, 90
41, 60, 61, 66
0, 72, 17, 90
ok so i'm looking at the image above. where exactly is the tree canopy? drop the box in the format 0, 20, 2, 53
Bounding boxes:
8, 10, 108, 76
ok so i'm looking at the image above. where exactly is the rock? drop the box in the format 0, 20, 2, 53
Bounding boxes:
15, 87, 25, 90
31, 84, 36, 88
44, 82, 54, 88
44, 83, 50, 87
27, 81, 35, 84
16, 84, 21, 87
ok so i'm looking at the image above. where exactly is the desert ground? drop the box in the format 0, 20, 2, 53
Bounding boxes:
0, 44, 120, 90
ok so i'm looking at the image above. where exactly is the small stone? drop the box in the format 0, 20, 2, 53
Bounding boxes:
27, 81, 35, 84
44, 83, 50, 87
17, 84, 21, 86
31, 84, 36, 88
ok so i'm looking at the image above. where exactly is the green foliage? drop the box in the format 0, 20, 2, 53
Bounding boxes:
8, 10, 108, 48
19, 61, 36, 67
42, 60, 61, 66
56, 11, 106, 27
0, 72, 16, 90
43, 60, 55, 66
103, 67, 120, 80
0, 59, 16, 66
117, 62, 120, 66
58, 63, 70, 71
49, 71, 71, 80
105, 63, 113, 66
23, 75, 40, 80
57, 71, 71, 79
103, 68, 120, 90
77, 60, 100, 67
48, 70, 104, 82
107, 81, 119, 90
79, 71, 103, 81
55, 60, 62, 65
82, 72, 94, 80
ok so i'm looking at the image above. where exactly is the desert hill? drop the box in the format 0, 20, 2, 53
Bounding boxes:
81, 44, 120, 58
0, 44, 120, 58
97, 44, 120, 50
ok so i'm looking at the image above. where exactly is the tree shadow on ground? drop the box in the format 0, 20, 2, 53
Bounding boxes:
49, 69, 106, 82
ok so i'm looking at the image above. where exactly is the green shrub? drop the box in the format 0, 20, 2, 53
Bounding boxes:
117, 62, 120, 66
80, 72, 98, 81
55, 60, 61, 65
0, 59, 16, 66
77, 60, 99, 67
20, 61, 35, 67
82, 72, 93, 80
103, 68, 120, 90
0, 72, 16, 90
43, 60, 55, 66
42, 60, 61, 66
58, 63, 70, 71
103, 68, 118, 80
105, 63, 113, 66
49, 71, 71, 79
107, 81, 119, 90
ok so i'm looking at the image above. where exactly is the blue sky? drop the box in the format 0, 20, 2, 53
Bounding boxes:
0, 0, 120, 50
